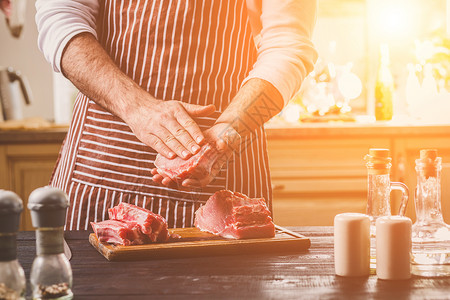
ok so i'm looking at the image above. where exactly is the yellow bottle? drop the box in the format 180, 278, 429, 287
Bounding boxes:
375, 44, 394, 121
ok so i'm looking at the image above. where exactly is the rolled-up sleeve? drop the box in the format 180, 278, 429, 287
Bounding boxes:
35, 0, 99, 73
244, 0, 318, 105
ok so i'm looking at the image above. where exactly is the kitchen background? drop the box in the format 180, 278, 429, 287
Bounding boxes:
1, 0, 449, 230
1, 0, 449, 123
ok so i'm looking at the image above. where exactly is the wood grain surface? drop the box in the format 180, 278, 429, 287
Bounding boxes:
17, 227, 450, 299
89, 226, 311, 261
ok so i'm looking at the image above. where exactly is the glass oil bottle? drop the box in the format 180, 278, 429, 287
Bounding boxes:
374, 44, 394, 121
412, 149, 450, 277
0, 190, 26, 300
365, 149, 409, 268
28, 187, 73, 300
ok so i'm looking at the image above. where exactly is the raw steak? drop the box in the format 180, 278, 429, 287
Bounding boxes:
90, 220, 147, 246
154, 143, 219, 182
194, 190, 275, 239
108, 202, 170, 242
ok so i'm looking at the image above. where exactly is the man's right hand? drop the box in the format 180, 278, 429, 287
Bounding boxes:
59, 33, 215, 160
125, 99, 216, 160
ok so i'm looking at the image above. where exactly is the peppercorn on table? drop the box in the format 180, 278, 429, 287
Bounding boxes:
16, 227, 450, 299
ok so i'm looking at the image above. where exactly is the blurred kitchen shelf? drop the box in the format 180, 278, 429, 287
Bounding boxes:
0, 117, 68, 144
265, 120, 450, 139
267, 125, 450, 226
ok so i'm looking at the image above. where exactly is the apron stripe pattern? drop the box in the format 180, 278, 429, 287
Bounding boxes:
51, 0, 272, 230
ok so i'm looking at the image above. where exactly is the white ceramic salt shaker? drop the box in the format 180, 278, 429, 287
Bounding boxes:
376, 216, 412, 280
334, 213, 370, 277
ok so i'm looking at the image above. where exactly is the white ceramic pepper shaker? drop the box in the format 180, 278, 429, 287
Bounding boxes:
376, 216, 412, 280
334, 213, 370, 277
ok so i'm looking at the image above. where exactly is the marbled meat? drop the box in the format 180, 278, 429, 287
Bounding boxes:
108, 202, 170, 242
154, 143, 219, 182
90, 220, 147, 246
91, 203, 170, 245
194, 190, 275, 239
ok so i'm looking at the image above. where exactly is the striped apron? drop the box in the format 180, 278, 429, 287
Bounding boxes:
51, 0, 273, 230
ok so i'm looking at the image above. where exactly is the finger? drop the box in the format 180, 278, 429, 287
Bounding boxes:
152, 169, 169, 182
161, 177, 176, 187
182, 178, 204, 188
157, 127, 191, 159
153, 169, 177, 187
182, 174, 212, 187
181, 179, 201, 187
144, 134, 176, 159
165, 118, 201, 155
180, 103, 216, 117
174, 109, 207, 145
151, 174, 164, 184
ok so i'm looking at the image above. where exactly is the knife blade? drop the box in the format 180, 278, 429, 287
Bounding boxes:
275, 224, 305, 239
63, 239, 72, 261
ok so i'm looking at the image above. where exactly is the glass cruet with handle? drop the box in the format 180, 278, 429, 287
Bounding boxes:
364, 148, 409, 266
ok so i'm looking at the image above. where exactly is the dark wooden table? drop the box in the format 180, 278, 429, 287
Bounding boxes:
17, 227, 450, 299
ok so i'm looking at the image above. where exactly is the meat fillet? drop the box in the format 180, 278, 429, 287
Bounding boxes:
108, 202, 170, 242
194, 190, 275, 239
154, 143, 219, 182
90, 220, 147, 246
91, 203, 170, 245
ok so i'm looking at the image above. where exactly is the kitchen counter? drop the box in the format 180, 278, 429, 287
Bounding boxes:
2, 122, 450, 144
17, 227, 450, 299
265, 122, 450, 139
0, 127, 68, 144
0, 118, 68, 144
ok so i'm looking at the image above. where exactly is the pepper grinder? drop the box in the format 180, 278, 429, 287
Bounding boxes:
28, 187, 73, 300
0, 190, 26, 300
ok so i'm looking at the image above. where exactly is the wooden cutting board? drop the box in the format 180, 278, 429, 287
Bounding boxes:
89, 225, 310, 261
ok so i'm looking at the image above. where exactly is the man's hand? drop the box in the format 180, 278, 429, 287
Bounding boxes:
126, 99, 215, 159
0, 0, 11, 17
151, 122, 240, 188
59, 33, 216, 160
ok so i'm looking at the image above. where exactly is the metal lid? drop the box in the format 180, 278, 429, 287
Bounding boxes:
0, 190, 23, 233
28, 186, 69, 228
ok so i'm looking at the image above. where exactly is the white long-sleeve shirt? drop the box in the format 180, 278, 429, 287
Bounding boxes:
35, 0, 318, 104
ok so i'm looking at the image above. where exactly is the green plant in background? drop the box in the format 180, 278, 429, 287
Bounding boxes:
414, 29, 450, 93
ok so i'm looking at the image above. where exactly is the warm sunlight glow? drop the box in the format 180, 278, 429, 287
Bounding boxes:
384, 8, 410, 35
338, 71, 362, 100
368, 0, 419, 41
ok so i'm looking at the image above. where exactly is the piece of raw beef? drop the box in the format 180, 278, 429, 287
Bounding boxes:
90, 220, 147, 246
154, 143, 219, 182
194, 190, 275, 239
108, 202, 170, 242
